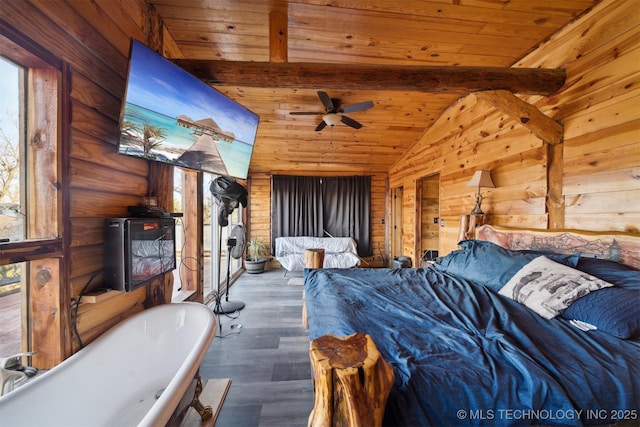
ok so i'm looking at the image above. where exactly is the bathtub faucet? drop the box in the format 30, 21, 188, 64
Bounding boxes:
1, 352, 38, 396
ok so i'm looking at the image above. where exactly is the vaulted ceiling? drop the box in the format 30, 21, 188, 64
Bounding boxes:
148, 0, 598, 175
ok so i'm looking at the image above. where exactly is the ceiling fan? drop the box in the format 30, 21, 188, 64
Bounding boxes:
290, 91, 374, 131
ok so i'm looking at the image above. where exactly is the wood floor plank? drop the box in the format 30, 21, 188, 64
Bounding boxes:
200, 268, 314, 427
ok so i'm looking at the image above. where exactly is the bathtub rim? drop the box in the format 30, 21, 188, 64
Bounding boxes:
138, 302, 217, 427
0, 302, 217, 427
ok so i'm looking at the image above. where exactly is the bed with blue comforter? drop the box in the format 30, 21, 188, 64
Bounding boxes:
303, 229, 640, 427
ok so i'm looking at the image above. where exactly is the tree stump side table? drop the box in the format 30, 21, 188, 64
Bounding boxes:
308, 332, 395, 427
304, 248, 325, 269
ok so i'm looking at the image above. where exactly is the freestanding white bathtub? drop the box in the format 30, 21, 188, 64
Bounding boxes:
0, 302, 217, 426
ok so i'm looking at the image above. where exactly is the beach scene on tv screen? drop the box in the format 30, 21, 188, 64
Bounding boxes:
118, 40, 259, 179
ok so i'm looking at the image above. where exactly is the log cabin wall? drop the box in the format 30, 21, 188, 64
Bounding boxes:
0, 0, 183, 365
389, 0, 640, 265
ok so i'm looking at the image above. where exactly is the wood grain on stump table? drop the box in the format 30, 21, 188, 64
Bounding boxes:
308, 332, 394, 427
304, 248, 325, 269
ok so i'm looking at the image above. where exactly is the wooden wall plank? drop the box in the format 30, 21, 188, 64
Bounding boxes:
70, 72, 121, 122
69, 218, 105, 248
31, 0, 128, 71
565, 213, 640, 233
70, 101, 119, 145
70, 159, 148, 194
565, 190, 638, 214
95, 0, 146, 44
564, 167, 640, 195
69, 129, 149, 176
7, 1, 126, 98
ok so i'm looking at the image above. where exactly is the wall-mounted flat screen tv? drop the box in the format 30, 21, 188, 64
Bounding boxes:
117, 39, 259, 179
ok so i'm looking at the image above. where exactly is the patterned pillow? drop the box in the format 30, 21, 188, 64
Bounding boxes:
499, 256, 613, 319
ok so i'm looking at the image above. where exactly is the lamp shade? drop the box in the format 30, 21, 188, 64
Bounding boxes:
467, 170, 495, 188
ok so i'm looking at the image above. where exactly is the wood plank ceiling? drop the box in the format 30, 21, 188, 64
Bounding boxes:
148, 0, 598, 175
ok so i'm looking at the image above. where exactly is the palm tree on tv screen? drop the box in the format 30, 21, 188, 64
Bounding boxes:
121, 110, 167, 157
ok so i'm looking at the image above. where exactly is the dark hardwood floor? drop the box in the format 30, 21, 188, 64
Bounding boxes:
200, 268, 314, 427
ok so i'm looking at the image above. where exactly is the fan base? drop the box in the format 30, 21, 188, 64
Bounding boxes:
212, 300, 245, 314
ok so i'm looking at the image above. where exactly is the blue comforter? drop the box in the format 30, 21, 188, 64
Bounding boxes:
303, 268, 640, 427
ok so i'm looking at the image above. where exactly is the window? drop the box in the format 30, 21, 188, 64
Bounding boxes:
0, 35, 63, 368
0, 57, 24, 241
171, 169, 243, 304
0, 57, 27, 357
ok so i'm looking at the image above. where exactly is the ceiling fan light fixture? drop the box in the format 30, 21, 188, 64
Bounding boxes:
293, 91, 373, 131
323, 113, 341, 127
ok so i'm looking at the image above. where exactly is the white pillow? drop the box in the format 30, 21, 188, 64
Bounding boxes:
499, 256, 613, 319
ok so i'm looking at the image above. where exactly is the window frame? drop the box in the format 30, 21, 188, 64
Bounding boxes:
0, 26, 67, 368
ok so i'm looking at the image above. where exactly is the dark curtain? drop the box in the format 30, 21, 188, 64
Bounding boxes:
322, 176, 371, 256
271, 175, 372, 257
271, 176, 323, 245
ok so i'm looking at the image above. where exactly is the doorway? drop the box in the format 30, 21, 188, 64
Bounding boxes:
418, 174, 440, 266
391, 186, 404, 264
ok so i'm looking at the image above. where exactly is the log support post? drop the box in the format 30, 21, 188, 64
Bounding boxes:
546, 142, 565, 229
308, 333, 395, 427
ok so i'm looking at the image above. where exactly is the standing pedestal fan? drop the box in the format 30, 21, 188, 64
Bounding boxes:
212, 224, 246, 315
209, 176, 248, 317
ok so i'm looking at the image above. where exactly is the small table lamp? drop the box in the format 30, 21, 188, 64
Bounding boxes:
467, 170, 495, 215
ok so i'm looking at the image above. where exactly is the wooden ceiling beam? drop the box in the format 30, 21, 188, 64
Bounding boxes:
173, 60, 566, 95
476, 90, 563, 144
269, 8, 287, 62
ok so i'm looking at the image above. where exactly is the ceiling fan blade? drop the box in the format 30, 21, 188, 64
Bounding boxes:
341, 100, 374, 113
317, 91, 335, 112
289, 111, 324, 115
315, 120, 327, 132
340, 115, 363, 129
